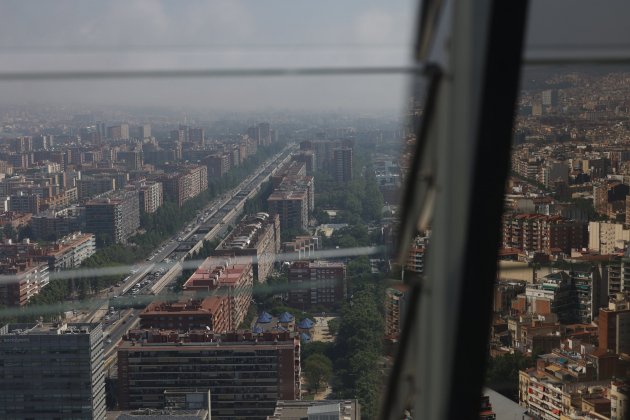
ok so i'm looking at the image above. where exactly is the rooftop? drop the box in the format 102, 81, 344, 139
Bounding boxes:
1, 322, 100, 336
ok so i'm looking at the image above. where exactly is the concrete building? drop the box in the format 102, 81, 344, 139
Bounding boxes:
282, 235, 321, 261
31, 210, 84, 240
506, 314, 561, 354
598, 293, 630, 354
385, 283, 409, 341
542, 89, 559, 107
518, 352, 609, 420
41, 232, 96, 270
77, 176, 116, 201
85, 190, 140, 244
593, 180, 628, 219
512, 271, 576, 323
213, 213, 281, 283
188, 127, 205, 146
182, 257, 253, 331
140, 296, 229, 333
117, 150, 143, 170
288, 261, 346, 310
571, 266, 608, 324
117, 330, 300, 419
502, 214, 587, 255
137, 180, 163, 213
291, 150, 316, 175
0, 322, 106, 419
108, 123, 130, 140
268, 190, 309, 233
333, 147, 353, 182
115, 409, 208, 419
0, 259, 49, 306
160, 165, 208, 207
406, 234, 428, 274
267, 400, 361, 420
9, 191, 41, 214
588, 221, 630, 255
610, 380, 630, 420
204, 153, 231, 178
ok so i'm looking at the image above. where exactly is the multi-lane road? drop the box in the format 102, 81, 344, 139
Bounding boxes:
97, 144, 296, 357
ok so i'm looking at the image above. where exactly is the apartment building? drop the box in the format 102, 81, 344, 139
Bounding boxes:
268, 190, 309, 232
519, 352, 614, 420
406, 234, 429, 274
598, 293, 630, 354
137, 180, 163, 213
0, 322, 106, 419
288, 261, 346, 310
204, 153, 231, 178
213, 213, 281, 283
385, 283, 409, 341
140, 296, 229, 333
588, 221, 630, 255
31, 209, 84, 240
0, 259, 49, 306
160, 164, 208, 207
333, 147, 353, 182
182, 257, 253, 331
41, 232, 96, 270
117, 330, 300, 419
502, 214, 587, 255
282, 235, 321, 261
85, 190, 140, 244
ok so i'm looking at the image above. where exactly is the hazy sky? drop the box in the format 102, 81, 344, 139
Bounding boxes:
1, 0, 630, 113
0, 0, 417, 113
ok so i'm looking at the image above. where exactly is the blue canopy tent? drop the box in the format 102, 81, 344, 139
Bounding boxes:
257, 311, 273, 324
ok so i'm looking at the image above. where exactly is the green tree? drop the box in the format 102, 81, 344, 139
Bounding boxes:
327, 318, 340, 336
3, 223, 16, 240
485, 352, 535, 401
304, 354, 333, 393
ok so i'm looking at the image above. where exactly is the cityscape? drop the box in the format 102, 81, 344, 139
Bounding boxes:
0, 105, 402, 419
1, 3, 630, 420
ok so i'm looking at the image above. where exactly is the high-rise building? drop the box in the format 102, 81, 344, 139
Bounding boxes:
188, 127, 205, 146
203, 153, 231, 178
599, 293, 630, 354
137, 181, 163, 213
267, 190, 309, 232
39, 232, 96, 271
0, 259, 49, 306
385, 283, 409, 341
292, 150, 316, 175
213, 213, 281, 283
108, 124, 130, 140
0, 322, 106, 419
333, 147, 353, 182
182, 256, 253, 331
588, 221, 630, 255
288, 261, 346, 310
117, 330, 300, 418
117, 150, 143, 170
247, 122, 272, 146
406, 234, 428, 274
159, 165, 208, 207
85, 190, 140, 244
542, 89, 559, 107
136, 124, 151, 139
9, 192, 41, 214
